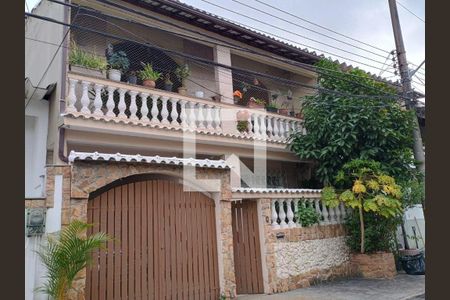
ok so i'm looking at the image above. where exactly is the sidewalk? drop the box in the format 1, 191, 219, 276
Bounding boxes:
238, 273, 425, 300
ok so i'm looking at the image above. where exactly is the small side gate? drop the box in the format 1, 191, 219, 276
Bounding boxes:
231, 200, 264, 294
86, 177, 220, 300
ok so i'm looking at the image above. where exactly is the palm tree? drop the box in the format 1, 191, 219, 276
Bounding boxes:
36, 220, 110, 300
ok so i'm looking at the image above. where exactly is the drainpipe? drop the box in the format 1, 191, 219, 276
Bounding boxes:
58, 0, 70, 163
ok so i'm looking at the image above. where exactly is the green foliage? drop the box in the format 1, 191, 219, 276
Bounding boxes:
289, 59, 415, 185
237, 120, 248, 132
265, 101, 279, 109
107, 51, 130, 72
174, 64, 190, 84
345, 212, 400, 253
296, 203, 320, 227
250, 97, 266, 105
36, 220, 110, 300
69, 43, 107, 71
138, 62, 162, 81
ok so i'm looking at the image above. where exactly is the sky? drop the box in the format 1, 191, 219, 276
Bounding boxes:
25, 0, 425, 95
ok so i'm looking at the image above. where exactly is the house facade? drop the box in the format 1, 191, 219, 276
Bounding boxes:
25, 1, 358, 299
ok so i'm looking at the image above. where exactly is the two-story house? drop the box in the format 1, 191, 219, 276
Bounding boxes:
25, 1, 387, 299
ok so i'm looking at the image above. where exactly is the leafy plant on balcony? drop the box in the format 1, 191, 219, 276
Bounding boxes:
174, 64, 190, 86
237, 120, 249, 133
36, 220, 111, 300
69, 42, 107, 71
107, 51, 130, 72
321, 159, 403, 254
296, 202, 320, 227
138, 62, 162, 81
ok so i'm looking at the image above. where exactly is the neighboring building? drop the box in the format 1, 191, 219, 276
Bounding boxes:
25, 1, 409, 299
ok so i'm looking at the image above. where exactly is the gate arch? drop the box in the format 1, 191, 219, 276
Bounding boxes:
85, 174, 220, 300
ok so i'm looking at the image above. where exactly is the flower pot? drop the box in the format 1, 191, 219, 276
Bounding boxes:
248, 101, 265, 109
142, 79, 156, 88
278, 108, 289, 116
295, 112, 304, 119
70, 65, 106, 78
127, 75, 137, 85
289, 111, 295, 117
266, 107, 278, 113
178, 86, 187, 95
108, 69, 121, 82
195, 91, 204, 98
236, 110, 250, 121
164, 83, 173, 92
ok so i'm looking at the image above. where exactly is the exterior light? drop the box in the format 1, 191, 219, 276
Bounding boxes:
25, 208, 46, 237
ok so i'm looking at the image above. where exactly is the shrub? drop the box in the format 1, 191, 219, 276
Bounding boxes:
107, 51, 130, 72
296, 203, 320, 227
69, 43, 107, 71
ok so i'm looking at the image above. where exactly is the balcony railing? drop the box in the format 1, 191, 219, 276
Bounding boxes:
65, 72, 304, 143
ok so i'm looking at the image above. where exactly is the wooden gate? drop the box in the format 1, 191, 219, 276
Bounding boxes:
231, 200, 264, 294
85, 177, 220, 300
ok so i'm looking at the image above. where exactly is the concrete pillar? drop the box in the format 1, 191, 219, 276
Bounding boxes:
225, 154, 241, 188
213, 45, 234, 104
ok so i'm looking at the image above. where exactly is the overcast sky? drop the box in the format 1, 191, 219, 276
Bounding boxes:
26, 0, 425, 94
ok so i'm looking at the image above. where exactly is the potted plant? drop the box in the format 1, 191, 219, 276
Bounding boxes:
236, 109, 250, 121
278, 102, 290, 116
286, 89, 293, 100
265, 101, 278, 113
322, 159, 403, 278
69, 42, 107, 78
237, 120, 249, 133
138, 62, 162, 88
248, 97, 265, 109
174, 64, 190, 95
163, 73, 173, 91
127, 71, 137, 85
107, 51, 129, 82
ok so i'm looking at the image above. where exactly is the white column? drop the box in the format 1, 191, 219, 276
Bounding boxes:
160, 96, 170, 125
267, 116, 273, 138
213, 45, 234, 104
286, 199, 295, 228
92, 83, 104, 116
205, 105, 214, 131
278, 199, 288, 229
117, 88, 127, 118
260, 115, 267, 139
197, 103, 205, 130
79, 81, 91, 114
179, 100, 188, 128
140, 93, 150, 122
150, 94, 159, 124
105, 86, 116, 117
66, 78, 78, 113
187, 101, 197, 130
169, 98, 179, 126
271, 200, 280, 229
128, 90, 138, 121
273, 117, 280, 139
253, 113, 260, 137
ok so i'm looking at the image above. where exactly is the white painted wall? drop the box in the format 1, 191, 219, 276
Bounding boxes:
25, 0, 65, 197
397, 204, 425, 249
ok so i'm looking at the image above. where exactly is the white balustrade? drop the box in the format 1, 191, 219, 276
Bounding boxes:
271, 200, 280, 229
286, 199, 295, 228
278, 200, 288, 229
66, 74, 304, 141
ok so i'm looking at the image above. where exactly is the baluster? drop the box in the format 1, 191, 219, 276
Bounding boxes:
271, 200, 280, 229
253, 113, 260, 137
335, 204, 342, 224
117, 88, 127, 118
66, 78, 78, 113
278, 119, 286, 139
195, 103, 205, 130
328, 205, 337, 224
293, 199, 300, 227
290, 120, 296, 134
179, 100, 188, 128
160, 96, 170, 125
314, 199, 323, 225
92, 83, 104, 116
273, 117, 280, 139
205, 104, 214, 131
286, 199, 295, 228
80, 81, 91, 114
260, 115, 267, 139
105, 86, 116, 117
150, 94, 159, 124
340, 202, 347, 221
267, 116, 273, 138
128, 91, 138, 121
140, 93, 150, 122
187, 102, 197, 130
213, 106, 222, 132
278, 199, 288, 229
247, 113, 253, 135
169, 98, 179, 126
322, 202, 330, 225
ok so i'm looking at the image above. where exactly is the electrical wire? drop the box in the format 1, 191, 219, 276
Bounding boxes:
230, 0, 389, 59
198, 0, 397, 72
397, 0, 425, 23
252, 0, 391, 54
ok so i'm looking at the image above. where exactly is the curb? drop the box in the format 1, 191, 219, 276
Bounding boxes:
399, 292, 425, 300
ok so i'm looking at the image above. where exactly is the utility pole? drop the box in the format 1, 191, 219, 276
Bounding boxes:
388, 0, 425, 176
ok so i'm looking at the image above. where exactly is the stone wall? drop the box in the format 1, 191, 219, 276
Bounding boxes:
260, 198, 357, 294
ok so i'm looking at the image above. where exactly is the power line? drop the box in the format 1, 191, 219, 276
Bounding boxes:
25, 12, 407, 102
231, 0, 389, 59
397, 0, 425, 23
252, 0, 392, 55
199, 0, 397, 72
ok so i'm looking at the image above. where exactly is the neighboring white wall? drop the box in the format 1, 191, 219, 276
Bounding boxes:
274, 236, 349, 279
25, 0, 65, 197
397, 204, 425, 249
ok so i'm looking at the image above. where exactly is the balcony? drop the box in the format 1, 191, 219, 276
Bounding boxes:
64, 72, 304, 146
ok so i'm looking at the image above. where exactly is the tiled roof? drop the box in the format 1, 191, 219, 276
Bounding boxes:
232, 187, 322, 194
68, 151, 230, 169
